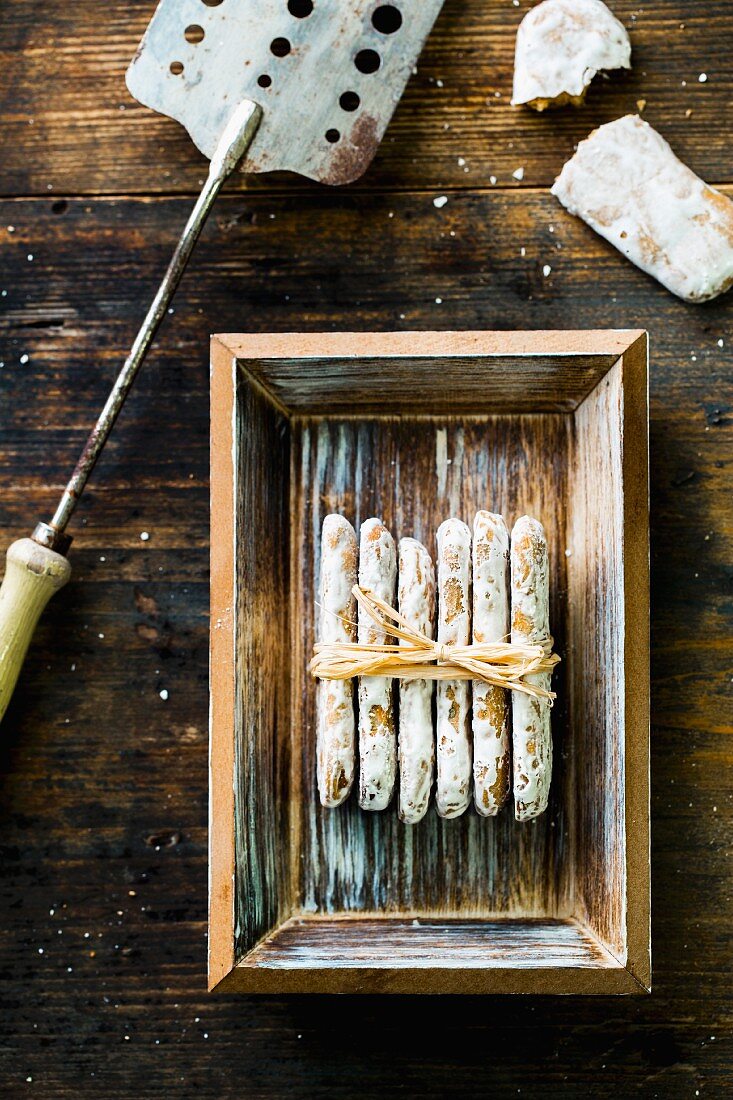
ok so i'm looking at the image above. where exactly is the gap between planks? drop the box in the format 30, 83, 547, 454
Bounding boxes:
2, 183, 733, 204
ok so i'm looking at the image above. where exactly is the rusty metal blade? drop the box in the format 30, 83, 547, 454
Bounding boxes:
127, 0, 445, 185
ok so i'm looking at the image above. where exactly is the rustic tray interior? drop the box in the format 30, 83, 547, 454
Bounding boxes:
210, 332, 649, 993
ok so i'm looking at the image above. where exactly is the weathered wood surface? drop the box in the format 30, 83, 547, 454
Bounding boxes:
0, 0, 732, 195
1, 0, 732, 1088
240, 916, 616, 969
232, 374, 292, 962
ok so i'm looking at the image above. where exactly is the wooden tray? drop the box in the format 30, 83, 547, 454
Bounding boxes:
209, 330, 650, 995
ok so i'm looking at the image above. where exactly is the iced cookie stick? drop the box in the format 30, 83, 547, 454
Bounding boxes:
358, 518, 397, 810
472, 512, 510, 816
552, 115, 733, 303
397, 538, 436, 824
510, 516, 552, 821
435, 518, 472, 819
317, 514, 358, 807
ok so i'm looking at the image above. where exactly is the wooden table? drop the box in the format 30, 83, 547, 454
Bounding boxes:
1, 1, 731, 1094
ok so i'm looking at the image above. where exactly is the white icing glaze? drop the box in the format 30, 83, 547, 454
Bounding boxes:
510, 515, 552, 822
552, 114, 733, 303
358, 518, 397, 810
320, 514, 357, 646
397, 538, 436, 824
317, 514, 357, 807
435, 518, 472, 819
472, 512, 509, 646
472, 511, 511, 817
512, 0, 631, 108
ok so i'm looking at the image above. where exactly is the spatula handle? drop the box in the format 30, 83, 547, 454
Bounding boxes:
0, 540, 71, 723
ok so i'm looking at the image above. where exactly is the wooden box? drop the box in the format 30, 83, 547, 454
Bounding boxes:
209, 330, 650, 995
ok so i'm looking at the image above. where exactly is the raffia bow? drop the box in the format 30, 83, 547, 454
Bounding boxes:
310, 585, 560, 702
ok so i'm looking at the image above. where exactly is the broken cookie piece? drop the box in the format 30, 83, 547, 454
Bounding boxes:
512, 0, 631, 111
552, 114, 733, 303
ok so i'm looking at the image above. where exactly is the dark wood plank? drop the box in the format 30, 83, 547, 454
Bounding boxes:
0, 176, 731, 1093
1, 1, 732, 196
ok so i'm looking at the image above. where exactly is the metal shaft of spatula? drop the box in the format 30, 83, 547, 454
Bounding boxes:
0, 0, 447, 723
0, 100, 262, 724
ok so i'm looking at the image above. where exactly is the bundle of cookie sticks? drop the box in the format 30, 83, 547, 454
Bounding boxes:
312, 513, 560, 823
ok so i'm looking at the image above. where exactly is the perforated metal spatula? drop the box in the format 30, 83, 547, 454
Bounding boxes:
0, 0, 445, 723
128, 0, 444, 185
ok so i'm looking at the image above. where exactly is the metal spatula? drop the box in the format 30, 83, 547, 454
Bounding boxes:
0, 0, 445, 723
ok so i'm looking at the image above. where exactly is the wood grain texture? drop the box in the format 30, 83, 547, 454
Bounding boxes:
569, 358, 627, 959
223, 954, 644, 996
1, 1, 733, 195
1, 0, 732, 1076
238, 347, 622, 414
232, 370, 291, 958
240, 916, 618, 970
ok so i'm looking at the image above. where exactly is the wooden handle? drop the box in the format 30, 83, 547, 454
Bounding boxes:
0, 538, 71, 723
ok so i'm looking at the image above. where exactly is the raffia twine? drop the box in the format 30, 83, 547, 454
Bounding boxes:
310, 585, 560, 702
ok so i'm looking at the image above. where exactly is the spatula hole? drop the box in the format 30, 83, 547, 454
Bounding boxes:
184, 24, 205, 43
355, 48, 380, 74
169, 61, 184, 75
270, 37, 291, 57
288, 0, 313, 16
339, 91, 360, 112
325, 129, 340, 143
201, 0, 223, 6
372, 5, 402, 34
257, 74, 272, 88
